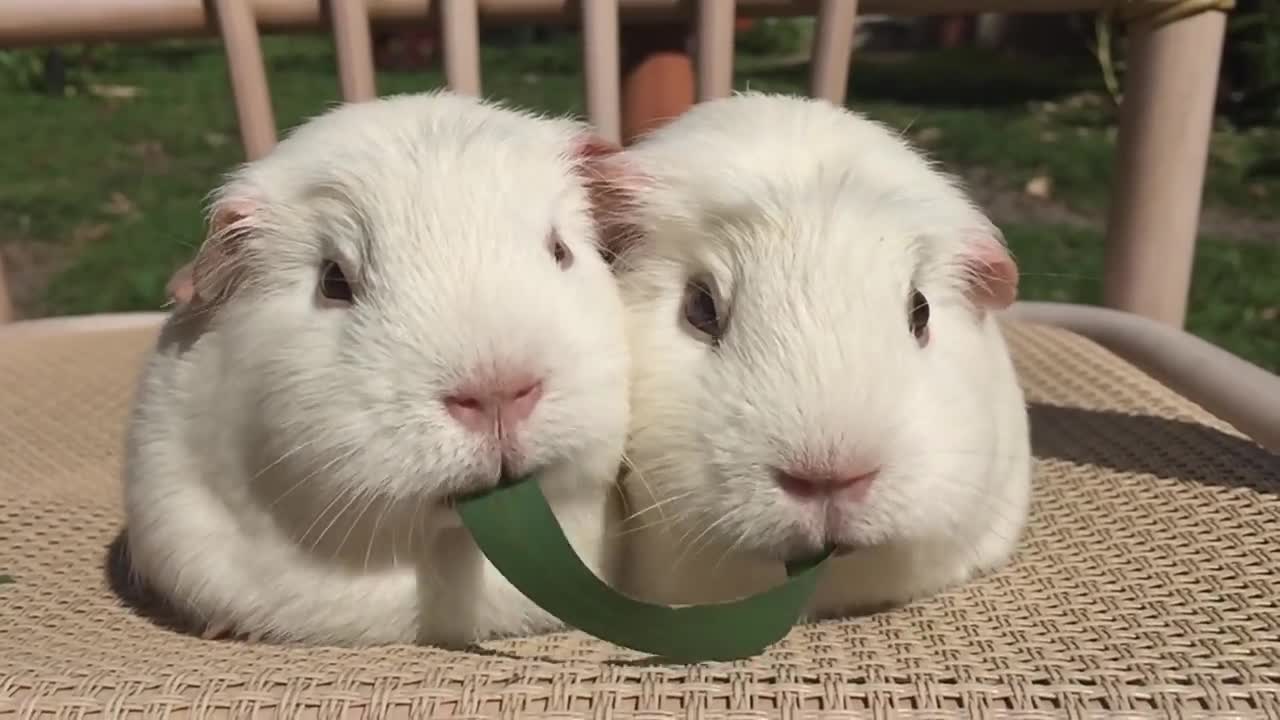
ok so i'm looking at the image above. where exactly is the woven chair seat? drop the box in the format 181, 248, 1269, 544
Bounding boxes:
2, 319, 1277, 717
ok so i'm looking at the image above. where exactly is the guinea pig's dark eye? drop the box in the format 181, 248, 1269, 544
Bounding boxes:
909, 289, 930, 344
682, 277, 723, 344
548, 229, 574, 270
319, 260, 353, 303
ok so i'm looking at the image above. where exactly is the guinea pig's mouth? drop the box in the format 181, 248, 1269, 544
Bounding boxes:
827, 542, 860, 557
772, 540, 861, 566
439, 467, 524, 508
759, 519, 870, 565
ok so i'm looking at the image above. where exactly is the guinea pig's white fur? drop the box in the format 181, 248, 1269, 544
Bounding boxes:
123, 91, 630, 647
612, 92, 1032, 617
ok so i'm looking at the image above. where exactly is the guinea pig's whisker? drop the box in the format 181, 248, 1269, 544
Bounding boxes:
621, 490, 696, 524
386, 504, 396, 566
623, 497, 698, 525
627, 489, 696, 517
269, 445, 359, 508
297, 483, 359, 551
624, 453, 702, 481
1018, 271, 1102, 281
330, 490, 379, 563
921, 448, 1033, 461
614, 504, 698, 539
613, 517, 671, 539
393, 504, 412, 568
618, 452, 640, 474
364, 500, 394, 573
615, 452, 652, 517
252, 439, 319, 484
621, 465, 688, 526
897, 114, 922, 138
313, 487, 370, 558
713, 518, 756, 574
622, 449, 696, 479
674, 511, 737, 570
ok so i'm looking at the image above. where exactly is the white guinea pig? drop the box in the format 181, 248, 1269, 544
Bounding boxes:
123, 90, 633, 647
610, 92, 1032, 618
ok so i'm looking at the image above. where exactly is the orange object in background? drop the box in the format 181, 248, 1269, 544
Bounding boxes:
373, 27, 438, 70
938, 15, 972, 48
620, 23, 695, 145
620, 14, 757, 145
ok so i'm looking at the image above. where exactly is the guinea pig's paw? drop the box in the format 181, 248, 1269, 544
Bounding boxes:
907, 553, 1009, 604
199, 617, 237, 640
198, 616, 267, 643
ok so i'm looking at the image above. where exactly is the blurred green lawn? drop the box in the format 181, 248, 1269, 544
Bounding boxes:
1, 36, 1276, 371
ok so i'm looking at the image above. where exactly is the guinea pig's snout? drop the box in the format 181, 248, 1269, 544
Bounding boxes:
443, 375, 544, 436
773, 466, 878, 503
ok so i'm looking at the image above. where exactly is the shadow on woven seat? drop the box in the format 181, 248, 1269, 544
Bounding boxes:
1029, 403, 1280, 495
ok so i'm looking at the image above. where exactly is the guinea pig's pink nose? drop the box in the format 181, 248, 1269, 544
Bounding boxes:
774, 467, 878, 501
444, 376, 544, 435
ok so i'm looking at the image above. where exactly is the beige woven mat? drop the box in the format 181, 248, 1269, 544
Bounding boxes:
1, 320, 1277, 718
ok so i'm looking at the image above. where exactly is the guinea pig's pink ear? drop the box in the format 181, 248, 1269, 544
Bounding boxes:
571, 134, 644, 264
960, 226, 1019, 311
187, 196, 259, 309
164, 261, 196, 307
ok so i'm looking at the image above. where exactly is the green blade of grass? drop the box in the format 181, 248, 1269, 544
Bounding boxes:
457, 477, 830, 664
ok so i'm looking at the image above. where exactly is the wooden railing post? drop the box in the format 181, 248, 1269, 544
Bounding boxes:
212, 0, 277, 160
330, 0, 377, 102
809, 0, 859, 104
581, 0, 622, 144
1102, 11, 1228, 327
440, 0, 482, 96
0, 254, 13, 324
694, 0, 735, 101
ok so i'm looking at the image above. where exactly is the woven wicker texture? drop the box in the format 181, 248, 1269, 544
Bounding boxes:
1, 320, 1278, 719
